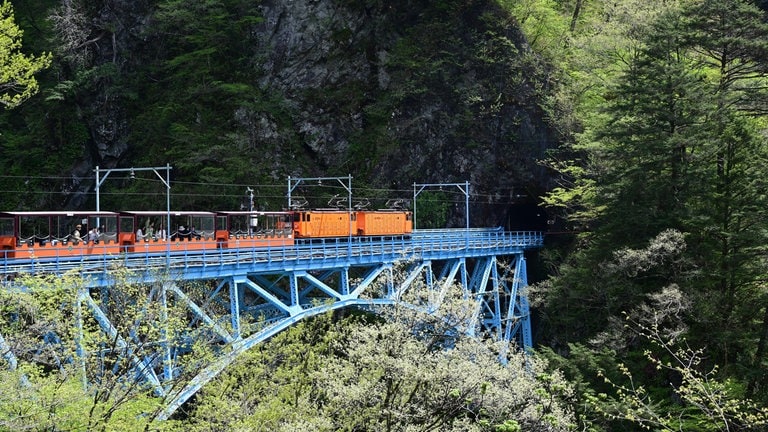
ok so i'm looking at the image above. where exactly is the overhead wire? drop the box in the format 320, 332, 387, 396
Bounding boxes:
0, 174, 536, 204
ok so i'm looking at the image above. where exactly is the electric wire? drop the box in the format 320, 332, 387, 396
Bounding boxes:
0, 175, 536, 205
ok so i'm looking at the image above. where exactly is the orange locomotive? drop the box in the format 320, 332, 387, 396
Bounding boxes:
291, 210, 413, 238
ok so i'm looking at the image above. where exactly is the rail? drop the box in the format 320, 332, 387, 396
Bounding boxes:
1, 229, 543, 280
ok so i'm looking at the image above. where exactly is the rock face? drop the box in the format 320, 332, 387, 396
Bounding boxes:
247, 0, 559, 226
41, 0, 157, 208
15, 0, 565, 228
254, 0, 397, 168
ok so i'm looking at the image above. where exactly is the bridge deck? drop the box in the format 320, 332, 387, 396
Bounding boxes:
1, 229, 543, 282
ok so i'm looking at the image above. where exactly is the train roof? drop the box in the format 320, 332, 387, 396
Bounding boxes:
121, 210, 216, 216
0, 211, 118, 217
217, 211, 292, 215
293, 209, 410, 212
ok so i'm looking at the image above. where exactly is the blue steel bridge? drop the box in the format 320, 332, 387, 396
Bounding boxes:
1, 227, 543, 420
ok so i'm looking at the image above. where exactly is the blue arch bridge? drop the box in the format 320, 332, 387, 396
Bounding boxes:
1, 228, 543, 420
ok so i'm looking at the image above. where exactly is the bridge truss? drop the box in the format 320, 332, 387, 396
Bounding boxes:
0, 229, 542, 420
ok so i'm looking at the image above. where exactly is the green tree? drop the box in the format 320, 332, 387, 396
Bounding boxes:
539, 232, 768, 431
539, 0, 768, 409
682, 0, 768, 116
186, 283, 577, 431
539, 7, 709, 340
0, 271, 161, 430
414, 191, 450, 229
0, 270, 224, 430
676, 1, 768, 390
0, 0, 50, 108
595, 315, 768, 431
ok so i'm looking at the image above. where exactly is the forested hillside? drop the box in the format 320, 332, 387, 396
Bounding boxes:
534, 0, 768, 429
2, 0, 768, 430
2, 0, 561, 227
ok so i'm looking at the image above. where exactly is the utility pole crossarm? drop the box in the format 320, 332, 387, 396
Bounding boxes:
412, 181, 471, 230
287, 175, 353, 210
93, 164, 173, 269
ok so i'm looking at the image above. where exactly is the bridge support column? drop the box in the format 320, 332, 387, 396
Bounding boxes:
75, 288, 87, 389
0, 332, 18, 371
467, 256, 495, 338
229, 280, 241, 340
160, 282, 174, 382
517, 256, 533, 350
289, 273, 300, 312
498, 254, 532, 359
340, 267, 350, 296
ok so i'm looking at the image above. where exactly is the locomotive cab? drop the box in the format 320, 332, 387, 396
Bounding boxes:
291, 210, 355, 238
356, 210, 413, 236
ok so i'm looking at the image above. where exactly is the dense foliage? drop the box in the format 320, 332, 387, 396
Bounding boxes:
183, 299, 576, 432
2, 0, 768, 430
536, 0, 768, 430
1, 0, 559, 217
0, 0, 50, 108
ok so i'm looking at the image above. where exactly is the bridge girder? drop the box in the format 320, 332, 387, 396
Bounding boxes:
1, 230, 541, 421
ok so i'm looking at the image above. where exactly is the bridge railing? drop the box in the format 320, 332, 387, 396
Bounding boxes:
1, 230, 544, 278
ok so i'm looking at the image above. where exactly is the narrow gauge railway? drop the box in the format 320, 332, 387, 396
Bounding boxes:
0, 209, 413, 263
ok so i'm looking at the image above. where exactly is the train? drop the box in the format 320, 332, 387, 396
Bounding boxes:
0, 208, 413, 260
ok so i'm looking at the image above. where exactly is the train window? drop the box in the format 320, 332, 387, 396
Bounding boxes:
20, 216, 48, 240
89, 216, 118, 234
306, 214, 310, 222
216, 216, 227, 231
0, 218, 12, 236
351, 213, 356, 221
120, 216, 135, 234
406, 213, 412, 221
279, 214, 293, 229
104, 217, 118, 234
192, 216, 215, 232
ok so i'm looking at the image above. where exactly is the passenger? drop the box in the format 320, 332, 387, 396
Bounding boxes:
156, 224, 167, 240
178, 225, 189, 240
189, 226, 201, 240
71, 224, 82, 241
146, 221, 155, 239
136, 226, 145, 241
88, 227, 99, 243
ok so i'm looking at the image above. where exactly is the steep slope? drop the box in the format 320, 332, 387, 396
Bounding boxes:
2, 0, 566, 227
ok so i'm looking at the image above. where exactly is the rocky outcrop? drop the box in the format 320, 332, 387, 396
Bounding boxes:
15, 0, 566, 228
248, 0, 560, 226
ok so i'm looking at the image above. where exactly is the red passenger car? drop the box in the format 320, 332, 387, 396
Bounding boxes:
216, 211, 294, 249
121, 210, 218, 253
0, 211, 121, 259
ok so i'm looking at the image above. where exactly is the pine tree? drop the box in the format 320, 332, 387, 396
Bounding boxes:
540, 0, 768, 404
540, 7, 711, 341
